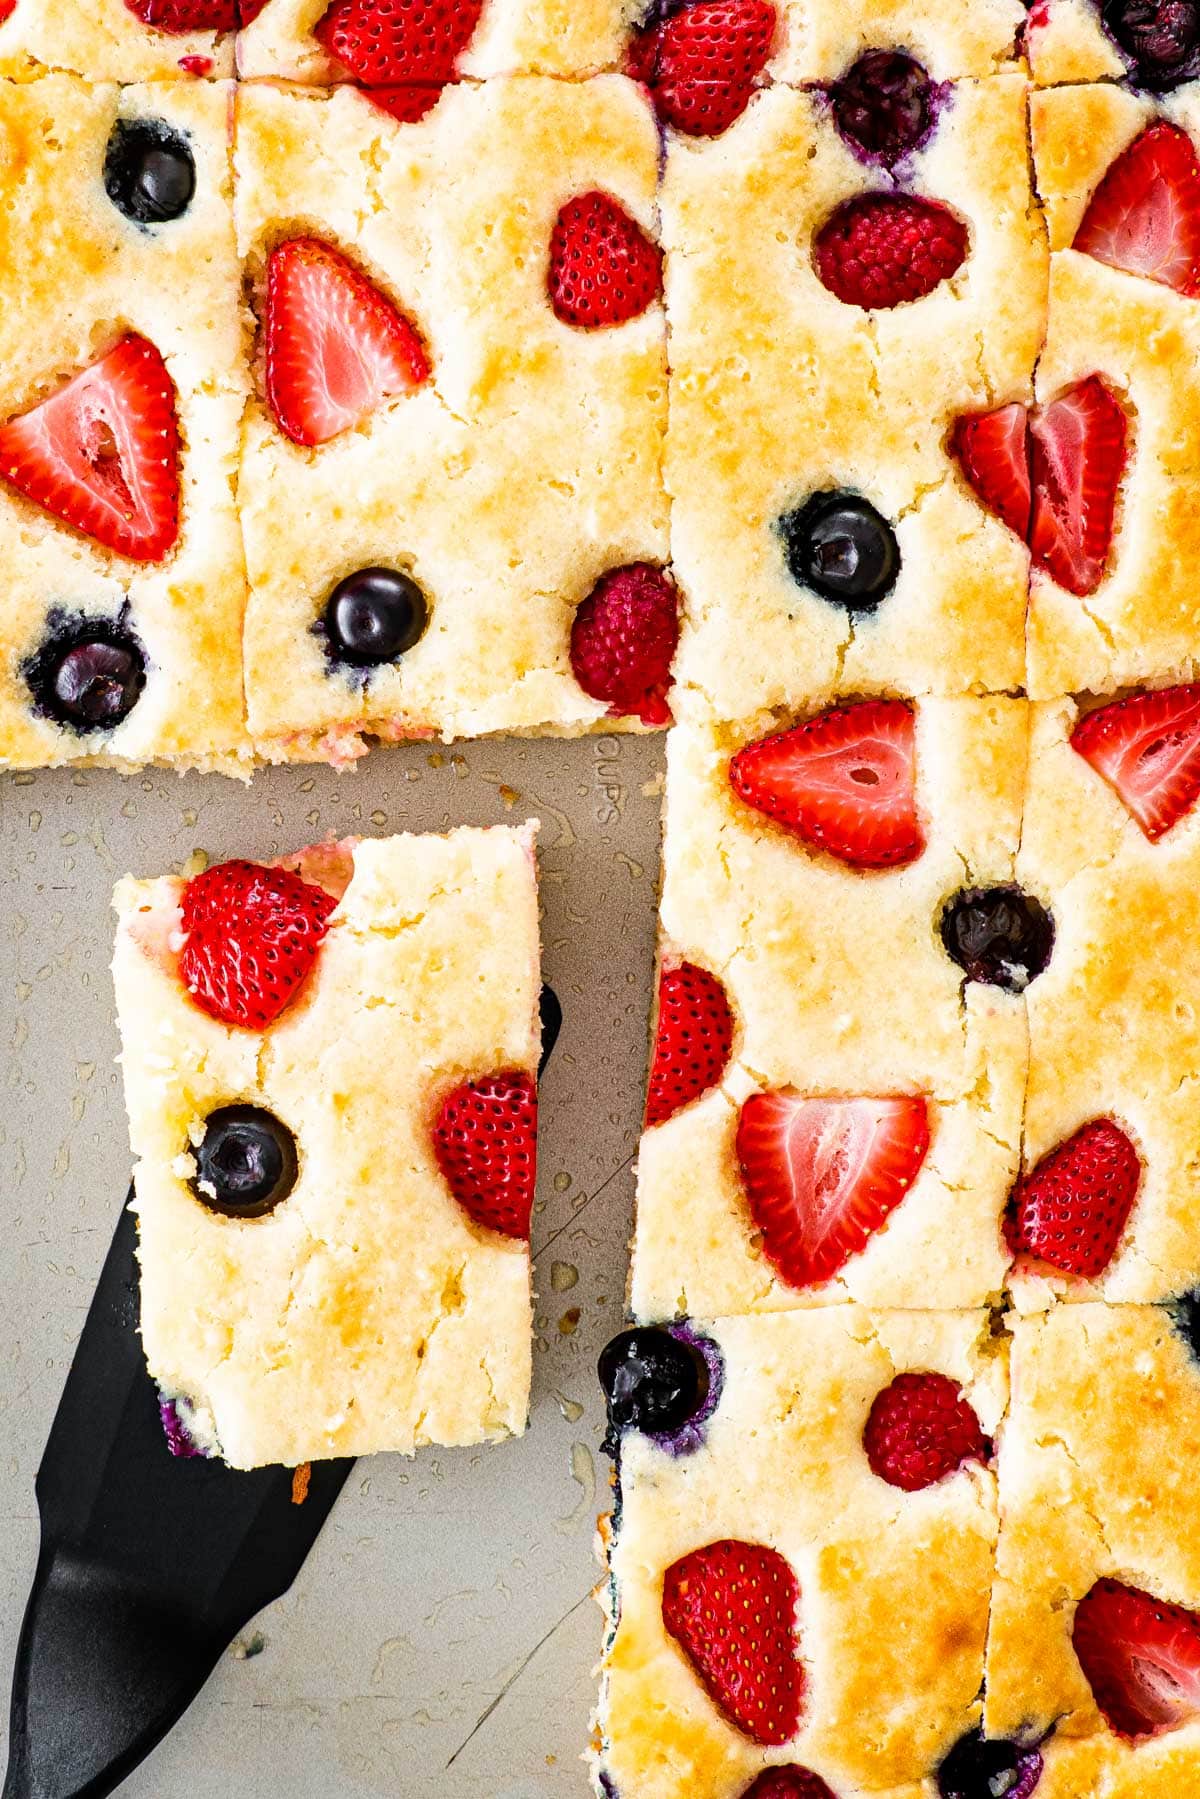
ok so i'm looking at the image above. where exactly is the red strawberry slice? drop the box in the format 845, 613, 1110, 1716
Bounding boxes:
264, 237, 430, 448
432, 1071, 538, 1240
741, 1772, 837, 1799
314, 0, 483, 83
630, 0, 777, 138
124, 0, 268, 23
1074, 120, 1200, 297
0, 1, 14, 21
361, 84, 444, 125
862, 1371, 989, 1492
645, 961, 735, 1128
0, 335, 179, 564
1073, 1578, 1200, 1740
548, 190, 663, 330
180, 860, 339, 1030
951, 402, 1033, 542
569, 563, 679, 725
1007, 1117, 1140, 1278
728, 699, 923, 870
661, 1539, 805, 1746
813, 194, 968, 309
1028, 375, 1127, 596
1071, 683, 1200, 840
736, 1092, 931, 1289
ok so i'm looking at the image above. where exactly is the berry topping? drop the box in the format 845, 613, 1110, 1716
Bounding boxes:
432, 1071, 538, 1240
736, 1092, 931, 1289
645, 961, 735, 1128
778, 491, 900, 612
1074, 120, 1200, 296
1029, 376, 1127, 596
661, 1539, 805, 1745
863, 1371, 989, 1492
314, 0, 483, 84
191, 1105, 299, 1219
322, 566, 429, 667
939, 887, 1054, 992
24, 612, 146, 732
548, 191, 663, 330
123, 0, 270, 23
180, 860, 338, 1030
1100, 0, 1200, 91
1071, 683, 1200, 840
0, 335, 179, 563
629, 0, 776, 138
937, 1729, 1044, 1799
1073, 1577, 1200, 1739
729, 699, 923, 870
742, 1769, 838, 1798
951, 403, 1032, 542
829, 50, 935, 166
813, 194, 968, 309
598, 1325, 712, 1451
539, 984, 563, 1076
362, 84, 444, 125
569, 563, 679, 725
104, 119, 195, 226
264, 237, 430, 449
1008, 1118, 1141, 1279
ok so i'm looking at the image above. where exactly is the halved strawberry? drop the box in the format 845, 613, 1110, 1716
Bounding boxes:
264, 237, 430, 448
645, 961, 735, 1128
741, 1771, 837, 1799
361, 83, 443, 125
862, 1371, 989, 1492
314, 0, 483, 84
180, 860, 339, 1029
661, 1539, 805, 1745
0, 335, 179, 563
1007, 1117, 1140, 1278
736, 1092, 931, 1289
1071, 683, 1200, 840
548, 191, 663, 330
432, 1071, 538, 1240
630, 0, 777, 138
728, 698, 923, 870
951, 402, 1032, 541
1073, 1578, 1200, 1740
1028, 375, 1127, 596
1074, 120, 1200, 297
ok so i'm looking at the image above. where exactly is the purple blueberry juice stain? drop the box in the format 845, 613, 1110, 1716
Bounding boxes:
159, 1396, 206, 1460
598, 1772, 620, 1799
938, 1727, 1045, 1799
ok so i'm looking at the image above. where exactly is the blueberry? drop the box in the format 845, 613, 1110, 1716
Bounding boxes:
23, 611, 146, 732
779, 491, 900, 612
104, 119, 196, 225
598, 1327, 711, 1454
191, 1106, 298, 1219
938, 1728, 1044, 1799
940, 886, 1055, 993
322, 568, 429, 668
830, 50, 935, 164
1100, 0, 1200, 89
1171, 1291, 1200, 1361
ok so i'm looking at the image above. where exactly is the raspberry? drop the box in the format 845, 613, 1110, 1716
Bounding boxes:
813, 193, 968, 308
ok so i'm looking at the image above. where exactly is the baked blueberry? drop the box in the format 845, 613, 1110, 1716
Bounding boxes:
191, 1106, 298, 1219
322, 567, 429, 667
23, 612, 146, 732
598, 1325, 712, 1454
1100, 0, 1200, 89
830, 50, 935, 164
104, 119, 196, 226
940, 886, 1054, 993
1172, 1290, 1200, 1360
778, 491, 900, 612
938, 1728, 1043, 1799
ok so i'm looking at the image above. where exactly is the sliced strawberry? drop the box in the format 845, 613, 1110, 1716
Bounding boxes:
548, 191, 663, 331
1007, 1117, 1140, 1278
0, 1, 15, 20
736, 1092, 931, 1289
180, 860, 338, 1030
728, 699, 923, 870
661, 1539, 805, 1746
569, 563, 679, 725
314, 0, 483, 83
264, 237, 430, 448
1073, 1578, 1200, 1740
0, 335, 179, 564
645, 961, 735, 1128
951, 402, 1033, 542
630, 0, 777, 138
1074, 120, 1200, 297
741, 1772, 837, 1799
361, 83, 444, 125
1071, 683, 1200, 840
813, 194, 968, 309
862, 1371, 989, 1492
1028, 375, 1127, 596
124, 0, 236, 24
432, 1071, 538, 1240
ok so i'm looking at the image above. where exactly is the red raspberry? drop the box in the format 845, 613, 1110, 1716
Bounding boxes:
813, 193, 968, 309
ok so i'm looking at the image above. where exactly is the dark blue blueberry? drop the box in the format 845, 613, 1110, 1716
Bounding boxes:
539, 985, 563, 1076
104, 119, 196, 225
598, 1325, 718, 1456
940, 886, 1054, 993
322, 567, 429, 668
24, 609, 146, 732
1100, 0, 1200, 89
1171, 1291, 1200, 1361
938, 1728, 1043, 1799
778, 491, 900, 612
192, 1106, 298, 1219
830, 50, 936, 164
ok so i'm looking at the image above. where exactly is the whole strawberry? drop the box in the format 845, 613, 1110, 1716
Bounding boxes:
1007, 1117, 1140, 1278
432, 1071, 538, 1240
548, 191, 662, 330
631, 0, 777, 138
814, 193, 968, 308
315, 0, 483, 83
180, 860, 339, 1029
645, 961, 735, 1128
570, 564, 679, 725
863, 1371, 989, 1492
661, 1538, 805, 1745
